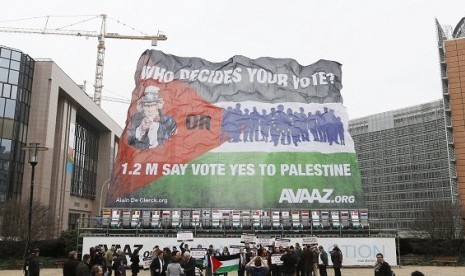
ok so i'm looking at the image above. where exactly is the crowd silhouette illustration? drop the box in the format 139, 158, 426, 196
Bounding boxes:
220, 104, 345, 147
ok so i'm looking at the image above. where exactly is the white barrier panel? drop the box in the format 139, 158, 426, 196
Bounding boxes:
83, 237, 396, 266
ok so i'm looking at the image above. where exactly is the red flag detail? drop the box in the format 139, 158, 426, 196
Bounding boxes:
211, 256, 222, 273
109, 80, 225, 199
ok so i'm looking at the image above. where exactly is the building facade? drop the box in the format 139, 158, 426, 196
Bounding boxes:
349, 100, 461, 235
0, 45, 122, 239
0, 46, 33, 203
436, 18, 465, 223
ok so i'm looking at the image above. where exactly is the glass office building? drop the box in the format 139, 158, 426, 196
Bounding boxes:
0, 45, 122, 239
0, 46, 33, 202
349, 100, 460, 234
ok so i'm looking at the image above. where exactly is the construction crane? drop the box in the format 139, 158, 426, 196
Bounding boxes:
79, 81, 131, 104
0, 14, 167, 106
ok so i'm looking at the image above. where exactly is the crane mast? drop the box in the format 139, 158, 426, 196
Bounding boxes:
94, 15, 106, 106
0, 14, 167, 106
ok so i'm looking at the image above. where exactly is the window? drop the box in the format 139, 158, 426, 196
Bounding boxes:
0, 68, 8, 82
68, 213, 80, 230
70, 116, 99, 199
0, 48, 11, 58
8, 70, 18, 85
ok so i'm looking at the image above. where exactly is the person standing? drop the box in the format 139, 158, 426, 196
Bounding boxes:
317, 246, 328, 276
130, 249, 141, 276
238, 248, 248, 276
310, 246, 320, 276
329, 245, 343, 276
181, 251, 196, 276
105, 246, 116, 276
24, 248, 40, 276
151, 251, 167, 276
90, 247, 106, 273
76, 254, 91, 276
374, 253, 392, 276
301, 245, 318, 276
113, 249, 127, 276
180, 242, 190, 255
63, 250, 79, 276
204, 248, 215, 276
245, 256, 269, 276
163, 247, 173, 268
166, 256, 184, 276
280, 248, 297, 276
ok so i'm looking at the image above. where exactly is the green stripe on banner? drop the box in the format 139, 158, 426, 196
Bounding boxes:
132, 151, 363, 209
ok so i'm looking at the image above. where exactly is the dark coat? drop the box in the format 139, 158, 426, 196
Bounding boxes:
319, 251, 329, 266
113, 255, 127, 276
130, 253, 140, 274
329, 249, 343, 269
280, 253, 297, 274
181, 256, 196, 276
374, 261, 392, 276
301, 248, 318, 272
24, 254, 40, 276
75, 261, 91, 276
151, 257, 167, 276
63, 259, 79, 276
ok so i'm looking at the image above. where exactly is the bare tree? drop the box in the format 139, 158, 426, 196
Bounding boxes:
0, 200, 55, 241
410, 200, 461, 239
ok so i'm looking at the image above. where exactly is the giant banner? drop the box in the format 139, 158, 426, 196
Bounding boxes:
106, 50, 364, 209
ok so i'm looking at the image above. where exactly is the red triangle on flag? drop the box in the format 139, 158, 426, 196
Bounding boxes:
109, 80, 225, 199
211, 256, 223, 273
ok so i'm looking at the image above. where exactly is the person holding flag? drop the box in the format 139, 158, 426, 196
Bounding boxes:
210, 252, 240, 276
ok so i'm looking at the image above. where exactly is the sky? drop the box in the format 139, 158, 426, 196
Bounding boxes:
0, 1, 464, 128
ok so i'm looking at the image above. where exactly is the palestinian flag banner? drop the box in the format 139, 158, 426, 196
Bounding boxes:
211, 254, 240, 273
106, 50, 364, 209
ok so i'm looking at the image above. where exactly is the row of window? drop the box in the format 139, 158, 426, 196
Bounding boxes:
364, 179, 451, 193
356, 141, 444, 159
363, 170, 449, 184
366, 188, 450, 201
361, 161, 448, 176
70, 116, 99, 199
0, 83, 32, 104
351, 119, 443, 139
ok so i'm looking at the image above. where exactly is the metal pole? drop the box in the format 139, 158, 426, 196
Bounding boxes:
99, 179, 111, 212
76, 219, 80, 252
22, 142, 48, 262
23, 162, 36, 260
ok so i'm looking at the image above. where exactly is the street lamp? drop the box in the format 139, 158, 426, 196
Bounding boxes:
22, 142, 48, 259
99, 178, 111, 212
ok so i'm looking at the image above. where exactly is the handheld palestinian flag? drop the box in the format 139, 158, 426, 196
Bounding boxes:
211, 254, 240, 274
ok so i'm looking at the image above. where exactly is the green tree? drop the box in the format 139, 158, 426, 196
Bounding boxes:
59, 229, 78, 255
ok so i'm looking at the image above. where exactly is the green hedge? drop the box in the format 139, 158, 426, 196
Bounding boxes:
399, 239, 465, 257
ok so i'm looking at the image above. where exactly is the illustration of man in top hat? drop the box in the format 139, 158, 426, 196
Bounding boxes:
127, 85, 177, 150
